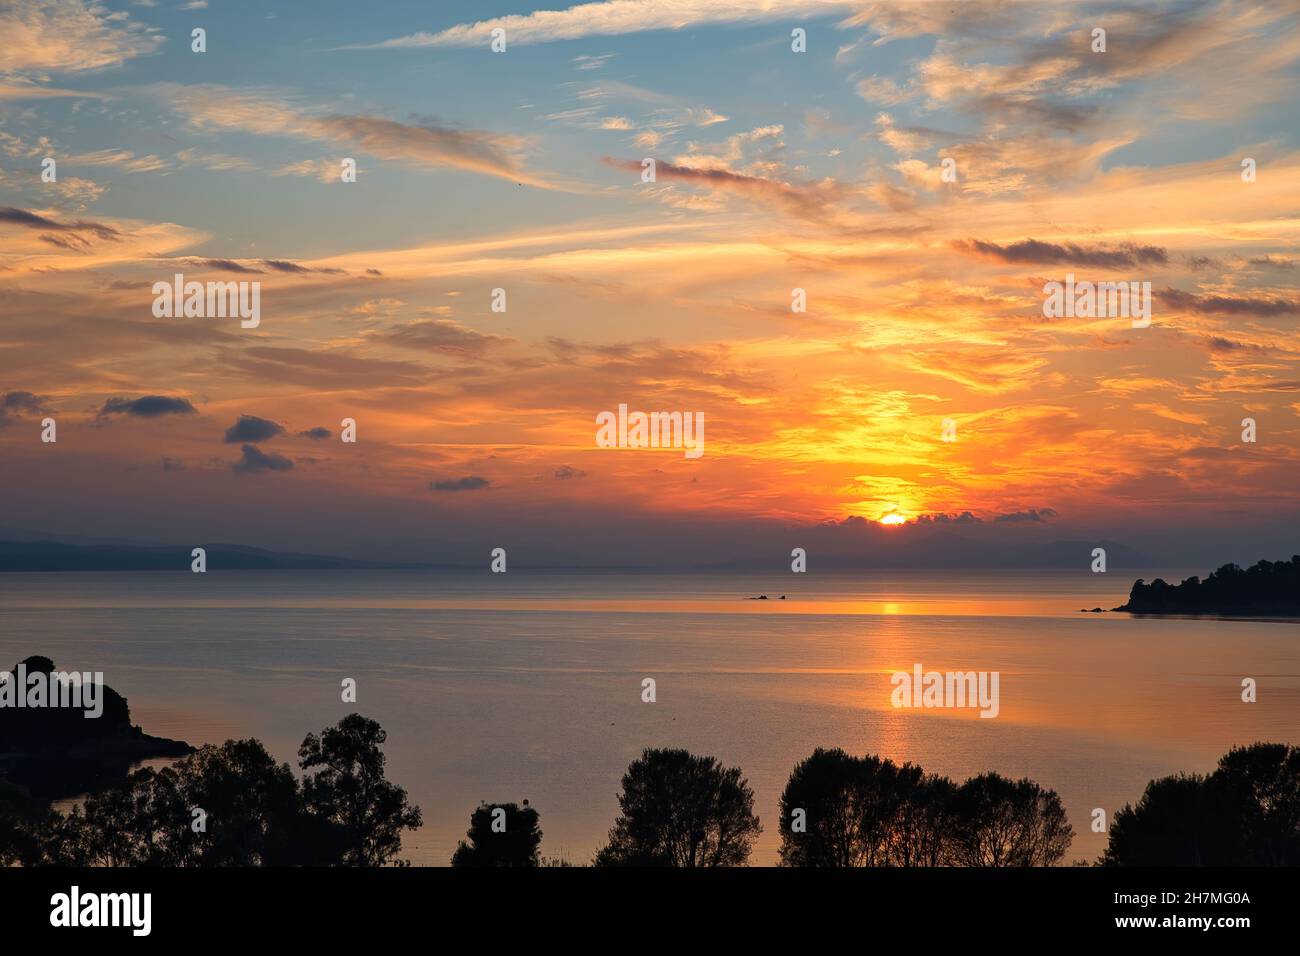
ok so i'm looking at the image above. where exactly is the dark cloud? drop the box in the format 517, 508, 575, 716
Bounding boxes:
161, 457, 185, 472
298, 427, 331, 440
188, 258, 265, 274
231, 444, 294, 474
260, 259, 310, 274
260, 259, 345, 275
224, 415, 285, 443
918, 508, 1056, 524
917, 511, 982, 525
430, 476, 490, 492
0, 390, 48, 427
955, 238, 1168, 268
1157, 287, 1298, 317
1203, 335, 1260, 353
2, 391, 47, 413
99, 395, 197, 418
994, 508, 1058, 523
1248, 256, 1295, 271
553, 465, 586, 480
0, 206, 121, 241
370, 319, 508, 355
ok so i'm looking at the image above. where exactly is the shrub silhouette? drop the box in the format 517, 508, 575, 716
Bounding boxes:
450, 801, 542, 867
778, 750, 1071, 866
1103, 742, 1300, 865
3, 714, 421, 866
595, 748, 761, 866
0, 780, 45, 866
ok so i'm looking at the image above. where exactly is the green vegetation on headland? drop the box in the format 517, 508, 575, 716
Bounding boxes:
1115, 555, 1300, 615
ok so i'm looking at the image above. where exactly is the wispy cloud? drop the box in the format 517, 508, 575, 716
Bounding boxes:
65, 148, 170, 174
144, 84, 555, 187
355, 0, 862, 49
368, 319, 510, 356
0, 0, 161, 74
602, 155, 840, 221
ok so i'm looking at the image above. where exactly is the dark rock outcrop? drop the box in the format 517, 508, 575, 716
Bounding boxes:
0, 656, 192, 799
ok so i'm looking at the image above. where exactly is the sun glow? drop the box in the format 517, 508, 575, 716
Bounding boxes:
879, 514, 907, 526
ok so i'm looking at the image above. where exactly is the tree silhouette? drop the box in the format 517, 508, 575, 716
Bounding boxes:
595, 748, 761, 866
450, 801, 542, 866
15, 739, 304, 865
778, 751, 1068, 866
1215, 742, 1300, 864
299, 713, 423, 867
779, 748, 945, 866
888, 763, 956, 866
779, 748, 872, 866
5, 715, 421, 867
1103, 742, 1300, 865
179, 738, 305, 865
1101, 774, 1236, 865
947, 772, 1073, 866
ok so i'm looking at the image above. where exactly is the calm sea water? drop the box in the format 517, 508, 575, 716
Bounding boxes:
2, 568, 1296, 865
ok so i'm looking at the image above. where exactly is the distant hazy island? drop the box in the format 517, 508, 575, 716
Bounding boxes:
0, 538, 412, 573
1116, 556, 1300, 616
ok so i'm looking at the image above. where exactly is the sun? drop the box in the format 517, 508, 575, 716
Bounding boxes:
879, 513, 907, 526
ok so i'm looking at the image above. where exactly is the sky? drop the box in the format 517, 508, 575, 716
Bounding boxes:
1, 0, 1298, 567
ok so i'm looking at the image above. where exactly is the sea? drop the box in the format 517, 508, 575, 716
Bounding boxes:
2, 568, 1296, 865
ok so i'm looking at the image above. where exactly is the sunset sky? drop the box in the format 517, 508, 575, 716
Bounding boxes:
1, 0, 1298, 566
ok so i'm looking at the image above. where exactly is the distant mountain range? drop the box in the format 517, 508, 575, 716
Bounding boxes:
0, 538, 410, 572
0, 525, 1153, 572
